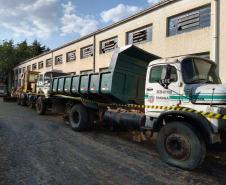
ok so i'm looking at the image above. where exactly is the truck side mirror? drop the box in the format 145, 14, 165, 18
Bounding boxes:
159, 65, 173, 89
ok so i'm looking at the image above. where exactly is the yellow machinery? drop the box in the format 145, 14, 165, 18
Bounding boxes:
17, 71, 39, 106
20, 71, 39, 93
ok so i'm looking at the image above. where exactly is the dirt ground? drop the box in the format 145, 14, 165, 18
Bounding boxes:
0, 98, 226, 185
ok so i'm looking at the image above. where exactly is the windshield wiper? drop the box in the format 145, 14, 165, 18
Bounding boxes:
203, 80, 215, 84
189, 79, 213, 84
188, 79, 205, 84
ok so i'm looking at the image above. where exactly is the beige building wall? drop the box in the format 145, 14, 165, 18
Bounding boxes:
95, 0, 212, 72
219, 0, 226, 82
14, 0, 226, 86
52, 37, 94, 74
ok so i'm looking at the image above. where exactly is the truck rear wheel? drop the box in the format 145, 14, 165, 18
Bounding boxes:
18, 93, 27, 106
156, 121, 206, 170
69, 104, 89, 131
17, 97, 21, 105
36, 97, 46, 115
21, 97, 26, 106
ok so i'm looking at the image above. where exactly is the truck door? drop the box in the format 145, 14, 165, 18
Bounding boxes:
145, 64, 181, 117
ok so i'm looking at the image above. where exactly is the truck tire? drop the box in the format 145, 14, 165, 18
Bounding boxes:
20, 93, 27, 106
36, 97, 46, 115
21, 97, 26, 106
27, 97, 35, 109
17, 98, 21, 105
156, 121, 206, 170
28, 101, 35, 109
69, 104, 89, 131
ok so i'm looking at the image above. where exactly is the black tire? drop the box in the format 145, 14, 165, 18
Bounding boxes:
156, 121, 206, 170
21, 98, 26, 106
69, 104, 89, 131
27, 97, 35, 109
30, 103, 35, 109
28, 100, 35, 109
17, 97, 21, 105
36, 97, 46, 115
20, 93, 27, 106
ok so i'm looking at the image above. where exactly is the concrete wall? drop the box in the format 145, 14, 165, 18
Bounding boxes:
14, 0, 226, 87
219, 0, 226, 82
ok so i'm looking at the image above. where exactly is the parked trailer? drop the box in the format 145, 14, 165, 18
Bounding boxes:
16, 70, 66, 107
36, 45, 226, 170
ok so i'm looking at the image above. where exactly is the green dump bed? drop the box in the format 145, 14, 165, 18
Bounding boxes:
51, 45, 159, 104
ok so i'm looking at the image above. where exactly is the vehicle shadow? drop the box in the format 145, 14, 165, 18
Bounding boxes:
193, 146, 226, 184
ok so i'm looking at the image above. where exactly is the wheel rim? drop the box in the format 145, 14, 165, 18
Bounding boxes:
165, 133, 191, 161
72, 111, 80, 126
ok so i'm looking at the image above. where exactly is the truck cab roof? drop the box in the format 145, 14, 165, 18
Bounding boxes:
149, 55, 215, 66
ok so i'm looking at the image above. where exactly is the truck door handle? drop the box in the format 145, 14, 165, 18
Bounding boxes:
147, 88, 153, 91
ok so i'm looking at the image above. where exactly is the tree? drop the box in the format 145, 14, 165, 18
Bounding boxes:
15, 40, 30, 65
0, 39, 49, 75
29, 40, 50, 57
0, 39, 49, 88
0, 40, 15, 75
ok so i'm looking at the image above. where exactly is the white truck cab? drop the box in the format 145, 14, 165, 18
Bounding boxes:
36, 71, 66, 97
144, 56, 226, 170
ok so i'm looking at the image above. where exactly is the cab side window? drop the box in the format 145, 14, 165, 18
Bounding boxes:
149, 65, 178, 83
149, 66, 163, 83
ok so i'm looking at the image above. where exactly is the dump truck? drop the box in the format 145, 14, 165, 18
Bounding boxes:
17, 70, 39, 106
35, 45, 226, 170
17, 70, 66, 107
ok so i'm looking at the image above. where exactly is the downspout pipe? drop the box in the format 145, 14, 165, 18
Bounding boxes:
212, 0, 220, 74
93, 34, 96, 73
51, 51, 54, 72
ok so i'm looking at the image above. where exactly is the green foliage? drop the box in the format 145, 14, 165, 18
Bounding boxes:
0, 40, 49, 75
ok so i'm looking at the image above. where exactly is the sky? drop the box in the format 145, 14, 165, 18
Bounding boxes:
0, 0, 161, 49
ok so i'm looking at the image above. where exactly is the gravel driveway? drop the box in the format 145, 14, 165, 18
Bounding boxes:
0, 98, 226, 185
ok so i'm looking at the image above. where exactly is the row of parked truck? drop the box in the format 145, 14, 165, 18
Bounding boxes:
0, 75, 8, 96
15, 45, 226, 170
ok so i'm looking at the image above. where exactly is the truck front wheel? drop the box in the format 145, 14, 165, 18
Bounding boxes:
69, 104, 89, 131
36, 97, 46, 115
156, 121, 206, 170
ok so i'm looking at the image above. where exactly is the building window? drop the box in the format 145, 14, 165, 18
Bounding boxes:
32, 63, 37, 71
100, 37, 118, 54
80, 70, 93, 75
27, 65, 31, 71
55, 55, 63, 65
127, 25, 152, 45
81, 45, 93, 59
168, 5, 211, 37
66, 51, 76, 62
18, 68, 21, 74
22, 67, 26, 73
38, 61, 44, 69
46, 58, 52, 67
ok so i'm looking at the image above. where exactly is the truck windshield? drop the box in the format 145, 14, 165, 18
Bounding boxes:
181, 58, 221, 84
